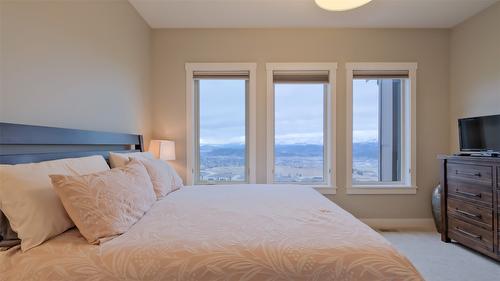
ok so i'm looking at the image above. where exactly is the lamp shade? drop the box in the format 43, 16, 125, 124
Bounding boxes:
149, 140, 176, 161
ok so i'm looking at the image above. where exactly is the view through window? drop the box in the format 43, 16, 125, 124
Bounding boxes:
273, 82, 327, 183
352, 78, 404, 183
195, 78, 247, 183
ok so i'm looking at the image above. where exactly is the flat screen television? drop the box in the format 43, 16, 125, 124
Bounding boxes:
459, 114, 500, 153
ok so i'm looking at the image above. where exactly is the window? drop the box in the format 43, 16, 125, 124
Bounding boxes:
346, 63, 417, 194
352, 77, 403, 183
195, 76, 247, 183
266, 63, 337, 192
186, 64, 256, 185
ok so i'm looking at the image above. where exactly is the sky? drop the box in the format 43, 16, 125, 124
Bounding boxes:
199, 79, 246, 145
274, 84, 324, 144
353, 79, 380, 143
198, 79, 381, 145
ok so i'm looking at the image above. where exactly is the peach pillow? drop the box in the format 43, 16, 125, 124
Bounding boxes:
50, 160, 156, 244
108, 151, 153, 168
131, 157, 183, 198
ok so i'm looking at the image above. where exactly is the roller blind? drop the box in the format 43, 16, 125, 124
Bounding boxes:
273, 70, 329, 84
193, 71, 249, 80
353, 70, 409, 79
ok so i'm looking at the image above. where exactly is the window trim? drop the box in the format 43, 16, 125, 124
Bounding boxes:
345, 62, 418, 195
266, 63, 338, 194
185, 63, 257, 185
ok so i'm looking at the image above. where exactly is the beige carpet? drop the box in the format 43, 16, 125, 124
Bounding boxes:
381, 231, 500, 281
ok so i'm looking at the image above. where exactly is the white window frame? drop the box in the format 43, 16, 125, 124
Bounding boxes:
266, 63, 338, 195
345, 62, 418, 195
185, 63, 257, 185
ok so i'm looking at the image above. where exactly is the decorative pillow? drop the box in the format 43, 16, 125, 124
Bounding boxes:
130, 157, 183, 199
108, 151, 153, 168
0, 156, 110, 251
50, 160, 156, 244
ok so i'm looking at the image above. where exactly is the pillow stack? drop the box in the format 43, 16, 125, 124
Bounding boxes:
0, 152, 184, 251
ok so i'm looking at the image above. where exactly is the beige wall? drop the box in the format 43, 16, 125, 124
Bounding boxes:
0, 0, 152, 141
449, 2, 500, 151
151, 29, 450, 219
6, 0, 496, 219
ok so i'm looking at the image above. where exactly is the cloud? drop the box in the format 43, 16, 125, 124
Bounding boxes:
197, 79, 381, 145
275, 132, 324, 145
353, 130, 378, 143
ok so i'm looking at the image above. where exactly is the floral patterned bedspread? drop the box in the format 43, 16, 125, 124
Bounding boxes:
0, 185, 422, 281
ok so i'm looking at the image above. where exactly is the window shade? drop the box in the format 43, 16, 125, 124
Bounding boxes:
193, 71, 249, 80
273, 70, 329, 84
353, 70, 409, 79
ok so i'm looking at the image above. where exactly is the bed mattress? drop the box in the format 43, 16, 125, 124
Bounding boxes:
0, 185, 422, 281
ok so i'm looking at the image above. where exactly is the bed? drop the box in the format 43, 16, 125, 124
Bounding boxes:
0, 123, 422, 281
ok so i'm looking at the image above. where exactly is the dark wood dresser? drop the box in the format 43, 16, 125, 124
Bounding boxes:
439, 155, 500, 261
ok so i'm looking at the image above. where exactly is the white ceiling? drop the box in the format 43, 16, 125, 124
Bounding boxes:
129, 0, 498, 29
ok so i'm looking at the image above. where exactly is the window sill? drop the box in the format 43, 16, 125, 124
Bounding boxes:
346, 186, 417, 195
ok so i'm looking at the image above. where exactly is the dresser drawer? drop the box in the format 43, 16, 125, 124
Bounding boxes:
447, 198, 493, 229
448, 217, 494, 254
447, 163, 493, 187
447, 180, 493, 206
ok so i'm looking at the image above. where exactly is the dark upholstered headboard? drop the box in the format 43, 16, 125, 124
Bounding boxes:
0, 123, 144, 165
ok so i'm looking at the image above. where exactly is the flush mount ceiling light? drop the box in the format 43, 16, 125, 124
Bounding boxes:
315, 0, 373, 11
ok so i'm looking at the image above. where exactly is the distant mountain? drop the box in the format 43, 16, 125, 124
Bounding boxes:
202, 145, 245, 157
275, 144, 322, 157
353, 142, 379, 159
200, 142, 379, 159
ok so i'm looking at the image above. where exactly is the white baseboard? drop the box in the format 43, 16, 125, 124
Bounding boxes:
360, 218, 436, 231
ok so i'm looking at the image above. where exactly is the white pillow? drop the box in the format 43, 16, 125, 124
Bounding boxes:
130, 157, 183, 199
108, 151, 153, 168
0, 155, 110, 251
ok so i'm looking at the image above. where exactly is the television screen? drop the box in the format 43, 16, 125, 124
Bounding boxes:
459, 114, 500, 152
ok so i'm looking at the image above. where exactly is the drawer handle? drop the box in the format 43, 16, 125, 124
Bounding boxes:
454, 227, 481, 239
455, 190, 482, 198
455, 208, 482, 219
455, 170, 481, 177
